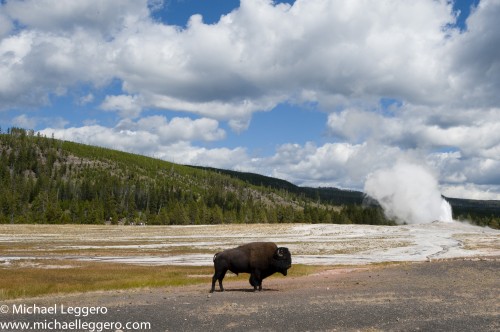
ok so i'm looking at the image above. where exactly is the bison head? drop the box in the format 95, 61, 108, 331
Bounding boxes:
273, 247, 292, 275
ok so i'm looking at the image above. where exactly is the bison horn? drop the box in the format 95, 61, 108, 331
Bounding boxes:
277, 248, 284, 257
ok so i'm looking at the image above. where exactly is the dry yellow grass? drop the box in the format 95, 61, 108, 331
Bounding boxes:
0, 260, 325, 300
0, 262, 213, 300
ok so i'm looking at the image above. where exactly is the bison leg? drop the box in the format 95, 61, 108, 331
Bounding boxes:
249, 275, 259, 288
218, 270, 227, 292
210, 268, 227, 293
250, 270, 262, 291
210, 275, 217, 293
254, 277, 262, 291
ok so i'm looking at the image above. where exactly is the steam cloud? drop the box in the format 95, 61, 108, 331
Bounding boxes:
364, 162, 453, 224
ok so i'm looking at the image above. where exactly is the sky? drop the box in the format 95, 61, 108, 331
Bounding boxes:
1, 0, 499, 200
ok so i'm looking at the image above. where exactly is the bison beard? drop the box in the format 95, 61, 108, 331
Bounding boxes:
210, 242, 292, 293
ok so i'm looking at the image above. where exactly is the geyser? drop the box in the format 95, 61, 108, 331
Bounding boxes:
439, 198, 453, 222
364, 161, 453, 224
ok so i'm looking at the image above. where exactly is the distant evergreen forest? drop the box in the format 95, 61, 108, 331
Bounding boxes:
0, 128, 391, 226
0, 128, 498, 228
193, 167, 500, 229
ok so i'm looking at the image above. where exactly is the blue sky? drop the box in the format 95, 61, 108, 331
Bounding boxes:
1, 0, 499, 200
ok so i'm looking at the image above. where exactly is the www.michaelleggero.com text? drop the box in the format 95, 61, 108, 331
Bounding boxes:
0, 303, 151, 331
1, 318, 151, 331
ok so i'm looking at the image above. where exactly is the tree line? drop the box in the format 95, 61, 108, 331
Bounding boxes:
0, 128, 394, 226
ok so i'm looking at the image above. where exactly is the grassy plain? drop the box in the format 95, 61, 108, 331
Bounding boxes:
0, 223, 326, 299
1, 223, 497, 300
0, 261, 324, 300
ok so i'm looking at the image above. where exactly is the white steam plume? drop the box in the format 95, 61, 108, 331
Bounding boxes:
364, 162, 453, 224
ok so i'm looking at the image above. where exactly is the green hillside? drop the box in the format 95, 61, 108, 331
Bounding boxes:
191, 166, 500, 228
0, 128, 390, 225
190, 166, 365, 205
0, 128, 498, 228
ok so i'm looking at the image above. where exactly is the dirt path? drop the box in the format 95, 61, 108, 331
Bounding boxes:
3, 259, 499, 332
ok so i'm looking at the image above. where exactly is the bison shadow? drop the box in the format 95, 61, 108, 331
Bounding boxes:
213, 288, 279, 293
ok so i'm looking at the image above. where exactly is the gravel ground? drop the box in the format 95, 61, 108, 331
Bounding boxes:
3, 258, 499, 332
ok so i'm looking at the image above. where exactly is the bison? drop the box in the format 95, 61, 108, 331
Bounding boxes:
210, 242, 292, 293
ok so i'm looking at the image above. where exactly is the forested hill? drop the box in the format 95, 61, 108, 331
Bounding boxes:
0, 128, 498, 228
192, 166, 500, 228
0, 128, 390, 225
189, 166, 365, 205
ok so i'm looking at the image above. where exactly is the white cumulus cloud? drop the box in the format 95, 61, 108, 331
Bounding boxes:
2, 0, 500, 199
39, 115, 226, 155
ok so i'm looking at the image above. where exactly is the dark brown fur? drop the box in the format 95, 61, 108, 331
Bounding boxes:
210, 242, 292, 293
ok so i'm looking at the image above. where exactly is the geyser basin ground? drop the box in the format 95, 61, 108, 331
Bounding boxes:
0, 222, 498, 268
